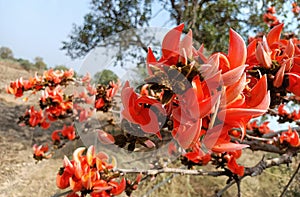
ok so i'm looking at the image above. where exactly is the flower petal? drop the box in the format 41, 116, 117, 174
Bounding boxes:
228, 29, 247, 69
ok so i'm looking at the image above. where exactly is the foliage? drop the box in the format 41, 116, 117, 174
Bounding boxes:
34, 56, 47, 70
0, 46, 14, 59
62, 0, 297, 59
61, 0, 152, 59
16, 58, 35, 71
93, 69, 119, 85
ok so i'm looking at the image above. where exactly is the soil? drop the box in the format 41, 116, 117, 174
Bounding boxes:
0, 60, 67, 197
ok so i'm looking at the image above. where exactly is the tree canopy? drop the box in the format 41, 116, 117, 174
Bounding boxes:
61, 0, 295, 59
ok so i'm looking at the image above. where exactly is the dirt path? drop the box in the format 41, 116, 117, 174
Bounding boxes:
0, 100, 66, 197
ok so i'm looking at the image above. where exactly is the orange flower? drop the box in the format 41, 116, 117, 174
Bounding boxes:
280, 127, 300, 147
121, 81, 166, 138
61, 125, 76, 140
51, 130, 61, 142
226, 154, 244, 176
33, 144, 51, 160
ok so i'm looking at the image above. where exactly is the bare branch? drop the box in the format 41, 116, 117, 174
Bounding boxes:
280, 162, 300, 197
115, 167, 227, 177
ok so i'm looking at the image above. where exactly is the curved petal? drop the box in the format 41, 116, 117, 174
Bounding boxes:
267, 23, 284, 46
274, 63, 286, 88
222, 64, 246, 86
146, 47, 157, 75
286, 72, 300, 96
255, 43, 272, 69
180, 29, 193, 60
226, 73, 246, 104
110, 178, 126, 196
174, 119, 202, 149
228, 29, 247, 69
247, 75, 268, 107
212, 142, 249, 153
73, 147, 86, 163
161, 23, 184, 59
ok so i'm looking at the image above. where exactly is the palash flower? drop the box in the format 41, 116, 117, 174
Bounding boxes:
146, 24, 194, 73
171, 74, 221, 149
26, 106, 50, 129
60, 125, 76, 140
33, 144, 51, 160
226, 153, 244, 176
197, 28, 247, 90
184, 124, 248, 175
218, 75, 270, 139
56, 146, 127, 196
121, 81, 166, 139
247, 24, 300, 96
280, 127, 300, 147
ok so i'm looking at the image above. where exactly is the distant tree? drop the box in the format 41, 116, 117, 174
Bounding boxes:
34, 57, 47, 70
93, 69, 119, 85
61, 0, 152, 59
0, 46, 14, 59
17, 58, 34, 71
62, 0, 293, 59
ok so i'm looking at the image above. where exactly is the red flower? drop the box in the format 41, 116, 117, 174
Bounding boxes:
219, 75, 270, 139
28, 106, 43, 127
286, 72, 300, 96
109, 177, 126, 196
51, 130, 61, 142
121, 81, 166, 138
61, 125, 76, 140
33, 144, 51, 160
226, 154, 244, 176
280, 127, 300, 147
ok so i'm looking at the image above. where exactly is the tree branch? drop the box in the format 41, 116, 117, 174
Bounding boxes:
115, 167, 227, 177
280, 162, 300, 197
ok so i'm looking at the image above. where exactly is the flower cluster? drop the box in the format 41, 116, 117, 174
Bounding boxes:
263, 7, 280, 28
6, 69, 75, 98
19, 106, 50, 129
247, 120, 273, 136
95, 81, 119, 112
57, 146, 141, 197
246, 23, 300, 106
279, 127, 300, 147
277, 104, 300, 122
117, 24, 272, 176
51, 124, 76, 143
33, 144, 51, 161
292, 2, 300, 14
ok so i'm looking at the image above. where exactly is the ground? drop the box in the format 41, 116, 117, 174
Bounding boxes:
0, 59, 299, 197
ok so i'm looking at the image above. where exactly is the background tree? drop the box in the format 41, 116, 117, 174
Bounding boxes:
62, 0, 294, 59
93, 69, 119, 85
61, 0, 152, 59
0, 46, 14, 59
34, 57, 47, 70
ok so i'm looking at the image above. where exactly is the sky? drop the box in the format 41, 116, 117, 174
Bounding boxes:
0, 0, 170, 70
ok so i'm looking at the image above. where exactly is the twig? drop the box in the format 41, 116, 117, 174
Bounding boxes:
51, 189, 72, 197
262, 127, 300, 138
279, 162, 300, 197
216, 151, 298, 196
115, 167, 227, 177
239, 139, 285, 154
245, 134, 273, 142
142, 174, 177, 197
215, 180, 236, 197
